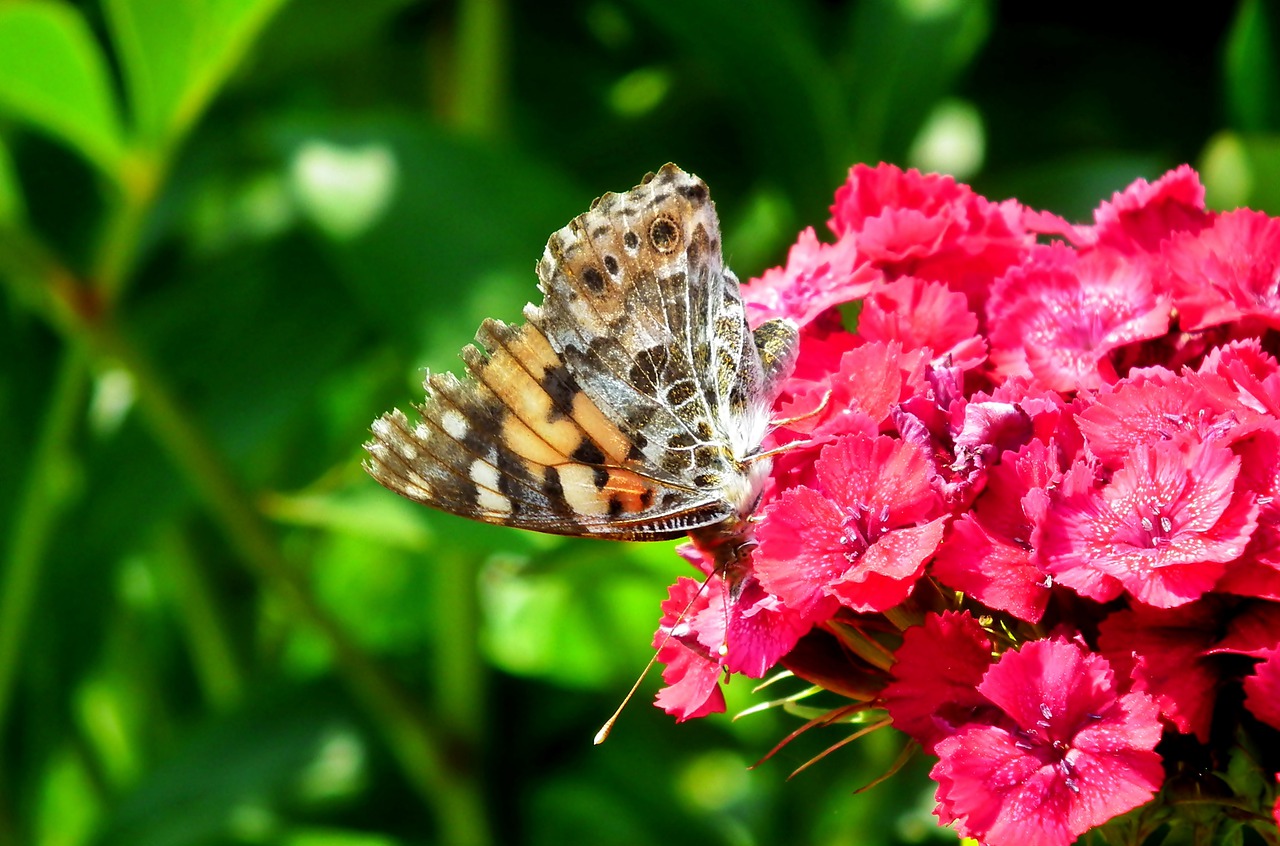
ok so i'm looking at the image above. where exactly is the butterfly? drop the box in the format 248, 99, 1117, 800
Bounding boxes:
363, 164, 799, 580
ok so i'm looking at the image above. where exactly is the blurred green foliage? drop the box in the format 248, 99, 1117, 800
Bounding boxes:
1, 1, 1279, 844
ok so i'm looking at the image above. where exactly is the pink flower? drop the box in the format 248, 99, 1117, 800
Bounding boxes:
930, 639, 1164, 846
1097, 600, 1227, 741
1215, 429, 1280, 599
1074, 369, 1228, 468
857, 276, 987, 371
653, 556, 826, 721
1041, 439, 1258, 607
828, 163, 1031, 309
773, 340, 927, 439
753, 434, 948, 614
1027, 166, 1210, 252
744, 227, 881, 327
1244, 647, 1280, 731
1090, 165, 1211, 254
1164, 209, 1280, 331
882, 611, 996, 753
653, 576, 726, 721
1099, 599, 1280, 741
987, 244, 1170, 392
931, 438, 1060, 622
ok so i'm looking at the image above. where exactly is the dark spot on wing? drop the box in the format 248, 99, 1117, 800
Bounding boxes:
581, 265, 606, 292
661, 451, 692, 473
542, 467, 572, 516
667, 432, 696, 449
649, 215, 681, 252
665, 380, 696, 406
495, 449, 528, 515
694, 446, 723, 468
604, 255, 619, 275
571, 441, 606, 465
680, 181, 708, 202
541, 364, 578, 420
626, 431, 648, 462
623, 230, 640, 250
629, 345, 669, 389
694, 473, 720, 489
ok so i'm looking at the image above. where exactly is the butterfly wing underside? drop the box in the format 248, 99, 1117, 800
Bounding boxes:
364, 164, 791, 540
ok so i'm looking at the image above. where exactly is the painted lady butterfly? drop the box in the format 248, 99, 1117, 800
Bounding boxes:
364, 164, 798, 580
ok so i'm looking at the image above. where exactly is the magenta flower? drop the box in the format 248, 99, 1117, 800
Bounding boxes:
931, 438, 1059, 622
647, 163, 1280, 844
882, 611, 996, 753
1244, 647, 1280, 732
753, 434, 948, 614
858, 275, 987, 371
1097, 600, 1228, 741
653, 551, 828, 720
987, 244, 1170, 392
930, 639, 1164, 846
1041, 438, 1258, 607
1165, 209, 1280, 331
745, 227, 881, 327
829, 163, 1031, 307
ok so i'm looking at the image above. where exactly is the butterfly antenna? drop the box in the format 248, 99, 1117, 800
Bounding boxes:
749, 390, 833, 464
594, 567, 718, 745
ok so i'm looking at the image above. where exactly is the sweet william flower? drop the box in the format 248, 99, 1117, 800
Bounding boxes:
931, 639, 1164, 846
829, 163, 1031, 309
745, 226, 881, 327
931, 438, 1060, 622
1244, 646, 1280, 732
649, 162, 1280, 845
882, 611, 996, 753
1097, 599, 1280, 741
987, 244, 1170, 392
1041, 438, 1258, 607
1050, 164, 1211, 253
1097, 600, 1229, 742
753, 433, 948, 615
653, 551, 828, 721
857, 275, 987, 371
1164, 209, 1280, 332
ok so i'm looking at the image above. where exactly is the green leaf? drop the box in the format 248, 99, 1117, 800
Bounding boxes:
843, 0, 991, 163
0, 1, 125, 175
104, 0, 290, 150
1224, 0, 1280, 132
1201, 131, 1280, 213
0, 136, 24, 224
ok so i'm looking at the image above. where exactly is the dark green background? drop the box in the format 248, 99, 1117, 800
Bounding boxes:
1, 2, 1277, 844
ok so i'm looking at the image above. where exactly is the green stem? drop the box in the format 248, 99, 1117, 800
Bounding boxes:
449, 0, 506, 136
433, 546, 487, 789
156, 527, 246, 711
93, 154, 162, 301
89, 321, 492, 845
0, 350, 89, 732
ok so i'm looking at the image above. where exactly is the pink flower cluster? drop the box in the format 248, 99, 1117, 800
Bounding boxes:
652, 164, 1280, 846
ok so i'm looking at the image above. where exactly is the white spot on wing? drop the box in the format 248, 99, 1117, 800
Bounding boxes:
470, 458, 512, 514
441, 410, 468, 440
557, 465, 609, 516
